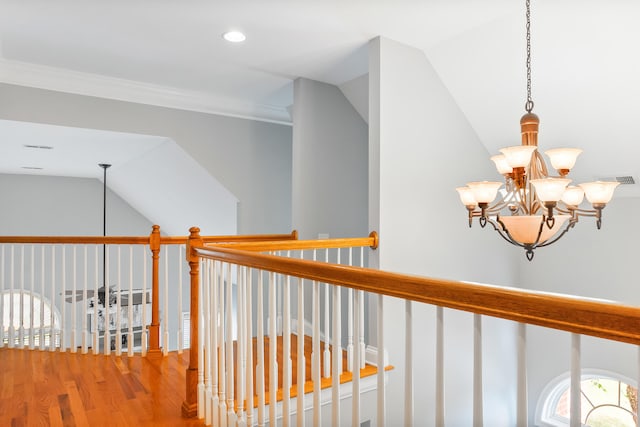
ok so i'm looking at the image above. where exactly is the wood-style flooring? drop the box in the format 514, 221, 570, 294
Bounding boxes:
0, 348, 204, 427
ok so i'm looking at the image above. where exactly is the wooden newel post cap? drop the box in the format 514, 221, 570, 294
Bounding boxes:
186, 227, 202, 263
189, 227, 201, 237
150, 225, 161, 251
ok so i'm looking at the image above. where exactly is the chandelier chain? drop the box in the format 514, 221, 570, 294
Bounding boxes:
525, 0, 534, 113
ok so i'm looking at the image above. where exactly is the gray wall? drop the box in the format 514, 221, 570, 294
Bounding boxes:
0, 83, 292, 235
292, 77, 369, 239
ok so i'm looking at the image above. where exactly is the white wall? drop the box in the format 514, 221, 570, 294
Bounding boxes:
292, 77, 369, 240
517, 197, 640, 425
0, 83, 292, 235
369, 36, 520, 426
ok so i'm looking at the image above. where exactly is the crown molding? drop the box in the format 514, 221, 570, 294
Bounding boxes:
0, 58, 292, 126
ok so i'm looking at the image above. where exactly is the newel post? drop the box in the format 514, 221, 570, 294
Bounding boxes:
147, 225, 162, 357
182, 227, 203, 418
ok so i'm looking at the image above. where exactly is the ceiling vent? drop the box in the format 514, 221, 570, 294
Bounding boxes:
23, 144, 53, 150
21, 166, 44, 170
597, 176, 636, 185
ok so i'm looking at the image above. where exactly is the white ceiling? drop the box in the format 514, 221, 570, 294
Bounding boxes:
1, 0, 639, 196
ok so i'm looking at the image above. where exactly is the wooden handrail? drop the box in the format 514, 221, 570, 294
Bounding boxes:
193, 243, 640, 346
159, 230, 298, 245
212, 231, 378, 252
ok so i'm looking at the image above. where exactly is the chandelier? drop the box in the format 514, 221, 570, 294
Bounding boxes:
455, 0, 619, 260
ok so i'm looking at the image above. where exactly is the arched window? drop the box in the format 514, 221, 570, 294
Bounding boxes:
537, 369, 637, 427
2, 290, 61, 347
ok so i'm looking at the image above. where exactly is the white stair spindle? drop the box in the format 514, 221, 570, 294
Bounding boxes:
198, 259, 205, 420
127, 246, 134, 356
19, 245, 26, 349
269, 271, 278, 427
29, 246, 35, 350
256, 270, 265, 427
283, 268, 291, 427
178, 246, 184, 354
82, 246, 88, 354
93, 247, 99, 355
352, 285, 362, 427
163, 249, 169, 355
347, 248, 354, 373
141, 245, 148, 357
296, 254, 306, 427
359, 249, 366, 369
331, 282, 341, 426
377, 294, 386, 427
226, 263, 236, 426
211, 261, 220, 427
51, 246, 56, 351
323, 249, 330, 378
245, 268, 254, 427
312, 276, 321, 427
104, 246, 110, 355
219, 262, 228, 427
570, 334, 581, 427
8, 246, 14, 348
473, 314, 483, 426
71, 246, 77, 353
0, 246, 4, 348
204, 260, 212, 424
116, 246, 121, 356
41, 246, 46, 351
237, 266, 247, 427
436, 306, 444, 427
405, 300, 413, 427
517, 323, 527, 427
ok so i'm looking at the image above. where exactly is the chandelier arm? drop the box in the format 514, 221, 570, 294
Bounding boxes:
536, 217, 578, 248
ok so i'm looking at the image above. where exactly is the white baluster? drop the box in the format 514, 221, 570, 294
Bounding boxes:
297, 252, 306, 427
323, 249, 330, 379
8, 246, 14, 348
198, 259, 205, 420
405, 300, 413, 427
141, 245, 148, 356
71, 246, 77, 353
347, 248, 354, 373
269, 271, 277, 426
359, 249, 366, 369
312, 249, 322, 427
163, 249, 169, 355
104, 246, 110, 355
82, 246, 88, 354
377, 294, 385, 427
116, 246, 122, 356
436, 306, 444, 427
237, 266, 247, 427
283, 268, 291, 427
352, 286, 361, 427
331, 282, 341, 426
256, 270, 265, 427
219, 263, 228, 427
245, 268, 254, 427
473, 314, 483, 426
19, 245, 25, 349
127, 246, 133, 356
517, 323, 527, 427
204, 260, 212, 424
226, 263, 236, 426
0, 246, 4, 348
29, 246, 35, 350
51, 246, 56, 351
178, 246, 184, 354
570, 334, 581, 427
211, 261, 220, 427
41, 246, 46, 351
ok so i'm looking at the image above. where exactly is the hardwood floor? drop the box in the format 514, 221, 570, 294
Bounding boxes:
0, 348, 204, 427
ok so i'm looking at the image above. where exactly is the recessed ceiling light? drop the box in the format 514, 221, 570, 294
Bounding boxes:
222, 31, 246, 43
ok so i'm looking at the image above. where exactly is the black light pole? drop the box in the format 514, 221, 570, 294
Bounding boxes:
99, 164, 111, 301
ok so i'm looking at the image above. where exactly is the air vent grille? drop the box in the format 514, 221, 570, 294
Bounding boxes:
21, 166, 44, 170
597, 176, 635, 185
23, 144, 53, 150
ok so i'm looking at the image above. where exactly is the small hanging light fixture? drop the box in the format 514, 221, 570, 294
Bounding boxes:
455, 0, 619, 260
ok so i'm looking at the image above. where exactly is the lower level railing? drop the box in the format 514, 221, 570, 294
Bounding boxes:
184, 227, 640, 427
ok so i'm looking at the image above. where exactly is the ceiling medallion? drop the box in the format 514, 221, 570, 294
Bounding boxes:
455, 0, 618, 260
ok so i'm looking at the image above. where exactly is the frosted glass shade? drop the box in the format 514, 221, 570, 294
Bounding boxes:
561, 186, 584, 206
490, 154, 513, 175
467, 181, 502, 204
500, 215, 571, 244
456, 187, 477, 207
530, 178, 572, 202
545, 148, 583, 171
579, 181, 620, 204
499, 146, 537, 168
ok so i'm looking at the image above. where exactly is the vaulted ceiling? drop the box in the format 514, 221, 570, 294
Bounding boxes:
1, 1, 639, 196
